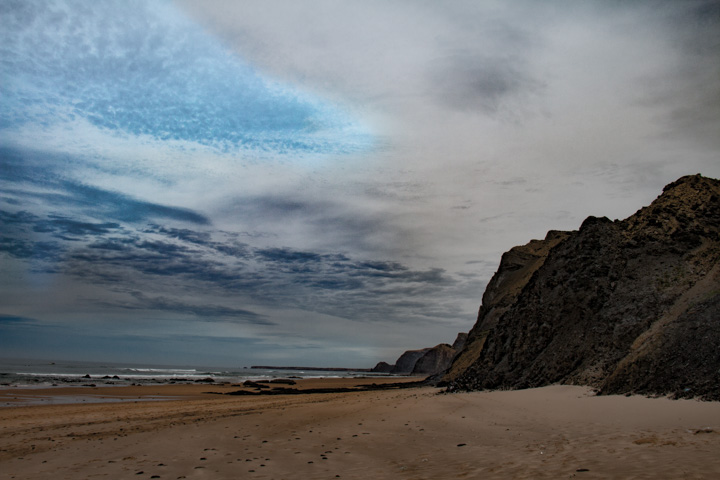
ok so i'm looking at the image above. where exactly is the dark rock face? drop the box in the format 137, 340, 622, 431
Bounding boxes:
602, 294, 720, 399
375, 332, 469, 377
371, 361, 394, 373
447, 175, 720, 400
412, 344, 456, 374
451, 332, 468, 351
391, 348, 431, 374
443, 230, 571, 384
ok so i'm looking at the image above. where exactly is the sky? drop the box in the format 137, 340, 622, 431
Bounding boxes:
1, 0, 719, 368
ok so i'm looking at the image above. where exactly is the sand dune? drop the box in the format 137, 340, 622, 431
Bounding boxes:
1, 380, 719, 479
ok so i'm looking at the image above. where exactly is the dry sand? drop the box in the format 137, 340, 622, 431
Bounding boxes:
1, 379, 719, 479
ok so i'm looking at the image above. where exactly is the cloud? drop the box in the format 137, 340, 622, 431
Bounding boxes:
108, 291, 273, 326
7, 215, 466, 328
68, 243, 227, 282
2, 0, 719, 367
427, 51, 543, 115
0, 314, 38, 324
32, 216, 121, 240
657, 0, 720, 150
145, 226, 211, 245
0, 238, 57, 261
220, 192, 418, 257
61, 182, 211, 225
256, 247, 342, 265
1, 147, 210, 225
0, 0, 372, 155
144, 225, 251, 258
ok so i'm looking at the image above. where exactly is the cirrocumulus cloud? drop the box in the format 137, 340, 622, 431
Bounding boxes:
0, 0, 372, 156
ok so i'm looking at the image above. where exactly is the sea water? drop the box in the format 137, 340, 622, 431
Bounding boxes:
0, 357, 387, 389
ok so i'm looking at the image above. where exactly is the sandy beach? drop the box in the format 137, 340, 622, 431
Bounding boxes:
1, 379, 719, 479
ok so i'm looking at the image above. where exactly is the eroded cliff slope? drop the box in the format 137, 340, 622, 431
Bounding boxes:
446, 174, 720, 400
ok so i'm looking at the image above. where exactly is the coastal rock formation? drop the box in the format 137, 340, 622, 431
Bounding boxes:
411, 344, 456, 375
391, 348, 431, 374
370, 361, 394, 373
451, 332, 468, 351
443, 231, 571, 384
411, 333, 469, 375
374, 332, 469, 376
446, 174, 720, 400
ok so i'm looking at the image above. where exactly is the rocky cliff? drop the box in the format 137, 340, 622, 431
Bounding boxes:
412, 344, 456, 375
443, 231, 571, 383
391, 348, 431, 374
445, 174, 720, 400
370, 361, 394, 373
374, 333, 468, 375
451, 332, 468, 351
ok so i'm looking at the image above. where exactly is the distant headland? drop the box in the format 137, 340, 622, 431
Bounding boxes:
250, 366, 372, 372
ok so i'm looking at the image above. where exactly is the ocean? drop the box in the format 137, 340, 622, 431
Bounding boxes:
0, 357, 386, 389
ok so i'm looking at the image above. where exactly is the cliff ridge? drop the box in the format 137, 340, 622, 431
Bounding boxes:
446, 174, 720, 400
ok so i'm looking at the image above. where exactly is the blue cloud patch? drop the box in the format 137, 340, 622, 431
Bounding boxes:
0, 314, 38, 324
1, 147, 210, 225
119, 292, 274, 326
60, 182, 210, 225
0, 0, 371, 154
32, 215, 121, 238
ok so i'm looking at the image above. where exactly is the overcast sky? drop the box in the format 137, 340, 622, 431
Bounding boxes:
1, 0, 718, 368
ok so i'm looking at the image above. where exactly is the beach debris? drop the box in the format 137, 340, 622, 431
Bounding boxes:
268, 378, 297, 385
694, 427, 714, 434
242, 380, 270, 389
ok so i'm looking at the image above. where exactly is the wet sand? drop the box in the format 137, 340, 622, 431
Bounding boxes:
0, 376, 413, 407
1, 380, 719, 479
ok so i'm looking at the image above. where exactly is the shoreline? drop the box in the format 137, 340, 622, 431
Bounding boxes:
0, 358, 402, 394
250, 365, 373, 371
1, 383, 719, 479
0, 376, 422, 407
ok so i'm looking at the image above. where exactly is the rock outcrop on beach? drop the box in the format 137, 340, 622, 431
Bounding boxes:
411, 343, 456, 375
411, 333, 469, 375
370, 361, 394, 373
391, 348, 431, 374
373, 332, 468, 375
445, 174, 720, 400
